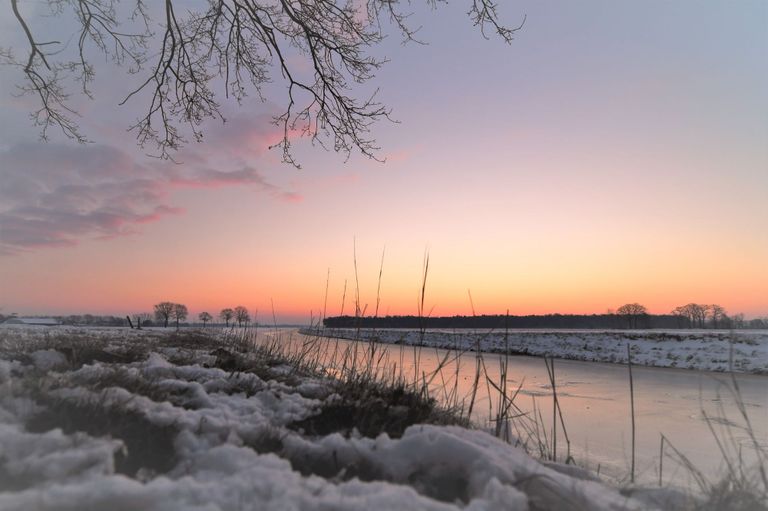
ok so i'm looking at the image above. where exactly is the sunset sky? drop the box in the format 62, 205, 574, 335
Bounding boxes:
1, 1, 766, 323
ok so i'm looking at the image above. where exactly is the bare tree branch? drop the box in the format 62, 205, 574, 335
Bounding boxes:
4, 0, 524, 165
6, 0, 149, 143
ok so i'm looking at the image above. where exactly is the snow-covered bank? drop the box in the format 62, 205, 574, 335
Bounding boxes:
0, 326, 692, 511
302, 329, 768, 374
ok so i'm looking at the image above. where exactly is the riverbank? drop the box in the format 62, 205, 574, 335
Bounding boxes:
0, 326, 697, 511
300, 328, 768, 374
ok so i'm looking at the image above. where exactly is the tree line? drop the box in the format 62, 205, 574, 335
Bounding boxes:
217, 306, 252, 328
613, 302, 758, 330
0, 304, 257, 329
126, 303, 254, 329
323, 302, 767, 330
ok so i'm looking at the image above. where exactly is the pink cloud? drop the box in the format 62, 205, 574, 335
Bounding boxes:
133, 205, 186, 224
384, 149, 412, 163
166, 166, 304, 203
0, 132, 302, 255
280, 191, 303, 203
383, 144, 423, 164
194, 114, 306, 161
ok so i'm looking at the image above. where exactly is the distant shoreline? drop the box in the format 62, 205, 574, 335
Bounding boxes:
300, 327, 768, 374
322, 313, 765, 330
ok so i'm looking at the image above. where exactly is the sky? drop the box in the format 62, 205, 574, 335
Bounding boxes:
1, 1, 766, 323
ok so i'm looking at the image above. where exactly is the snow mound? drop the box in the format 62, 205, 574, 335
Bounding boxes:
30, 350, 68, 371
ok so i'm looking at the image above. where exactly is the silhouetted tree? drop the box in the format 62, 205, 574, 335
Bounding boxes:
708, 304, 727, 329
154, 302, 175, 328
173, 303, 188, 329
616, 303, 648, 329
673, 303, 716, 328
235, 306, 250, 327
220, 308, 234, 327
671, 306, 690, 328
5, 1, 520, 163
198, 311, 212, 327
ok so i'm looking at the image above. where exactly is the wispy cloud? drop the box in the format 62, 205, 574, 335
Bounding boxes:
167, 166, 302, 202
0, 118, 302, 255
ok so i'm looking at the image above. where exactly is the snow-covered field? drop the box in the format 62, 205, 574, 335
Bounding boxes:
0, 325, 703, 510
307, 329, 768, 374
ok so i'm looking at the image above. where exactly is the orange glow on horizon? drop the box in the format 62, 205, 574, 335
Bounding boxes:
2, 223, 765, 322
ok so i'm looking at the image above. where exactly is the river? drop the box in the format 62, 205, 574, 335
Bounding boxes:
267, 328, 767, 489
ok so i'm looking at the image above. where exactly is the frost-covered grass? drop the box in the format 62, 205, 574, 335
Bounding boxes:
305, 329, 768, 374
0, 326, 765, 510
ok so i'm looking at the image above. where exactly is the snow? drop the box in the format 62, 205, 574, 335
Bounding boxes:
282, 426, 649, 510
0, 422, 122, 487
0, 326, 694, 510
306, 328, 768, 374
30, 350, 68, 371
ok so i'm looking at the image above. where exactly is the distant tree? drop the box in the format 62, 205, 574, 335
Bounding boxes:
154, 302, 175, 328
749, 318, 766, 329
691, 304, 710, 328
220, 308, 234, 327
708, 304, 727, 329
671, 306, 690, 328
732, 313, 745, 329
62, 315, 81, 325
616, 303, 648, 329
198, 311, 213, 327
172, 303, 188, 329
234, 306, 250, 327
672, 303, 710, 329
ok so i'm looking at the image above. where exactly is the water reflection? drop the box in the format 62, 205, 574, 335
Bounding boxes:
262, 328, 767, 488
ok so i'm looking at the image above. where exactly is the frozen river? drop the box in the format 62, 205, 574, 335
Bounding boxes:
282, 329, 767, 489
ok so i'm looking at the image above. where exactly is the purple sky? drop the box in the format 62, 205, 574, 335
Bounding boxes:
1, 1, 766, 322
